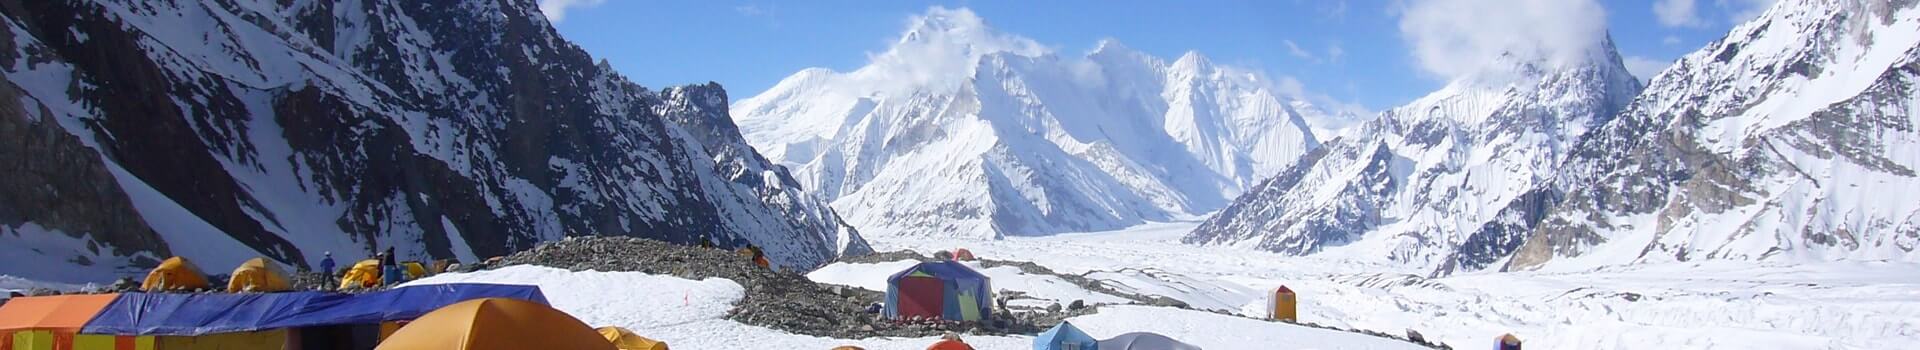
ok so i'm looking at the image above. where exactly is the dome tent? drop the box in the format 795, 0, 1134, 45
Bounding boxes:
1097, 332, 1200, 350
376, 298, 612, 350
597, 326, 668, 350
884, 261, 993, 322
227, 257, 292, 292
1033, 321, 1098, 350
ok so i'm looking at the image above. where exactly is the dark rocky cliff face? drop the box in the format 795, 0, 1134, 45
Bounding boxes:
0, 0, 864, 280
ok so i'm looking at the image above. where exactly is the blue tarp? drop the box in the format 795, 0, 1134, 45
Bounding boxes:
1035, 321, 1100, 350
82, 283, 545, 336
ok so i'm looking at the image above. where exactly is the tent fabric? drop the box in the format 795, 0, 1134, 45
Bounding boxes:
141, 257, 210, 292
401, 262, 427, 280
375, 298, 613, 350
0, 294, 120, 332
1033, 321, 1098, 350
339, 259, 382, 290
953, 248, 975, 261
1496, 334, 1522, 350
81, 284, 547, 336
596, 327, 668, 350
1096, 332, 1200, 350
226, 257, 292, 293
883, 261, 992, 322
1269, 286, 1297, 322
926, 339, 974, 350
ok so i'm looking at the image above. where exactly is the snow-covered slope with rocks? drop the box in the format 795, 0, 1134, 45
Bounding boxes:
1478, 0, 1920, 273
0, 0, 866, 283
733, 7, 1331, 239
1186, 34, 1644, 270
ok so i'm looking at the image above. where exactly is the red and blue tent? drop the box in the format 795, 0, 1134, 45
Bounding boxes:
883, 261, 992, 321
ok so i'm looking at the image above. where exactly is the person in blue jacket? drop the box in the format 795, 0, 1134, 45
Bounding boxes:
319, 252, 336, 281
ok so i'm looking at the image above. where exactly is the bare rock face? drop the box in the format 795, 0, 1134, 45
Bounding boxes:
0, 0, 863, 281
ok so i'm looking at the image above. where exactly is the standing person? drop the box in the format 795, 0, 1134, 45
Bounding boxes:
319, 252, 336, 282
381, 247, 400, 286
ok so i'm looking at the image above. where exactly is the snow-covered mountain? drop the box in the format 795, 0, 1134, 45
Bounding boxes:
733, 8, 1337, 239
1185, 34, 1644, 269
1463, 0, 1920, 273
0, 0, 867, 282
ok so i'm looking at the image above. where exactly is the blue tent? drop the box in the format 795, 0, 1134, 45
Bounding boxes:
82, 283, 545, 336
1034, 321, 1100, 350
883, 261, 992, 321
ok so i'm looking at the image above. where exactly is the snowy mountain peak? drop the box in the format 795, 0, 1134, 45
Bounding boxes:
734, 7, 1323, 239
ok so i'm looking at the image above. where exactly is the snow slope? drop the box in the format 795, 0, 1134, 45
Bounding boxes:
407, 265, 1429, 350
733, 7, 1334, 239
879, 222, 1920, 350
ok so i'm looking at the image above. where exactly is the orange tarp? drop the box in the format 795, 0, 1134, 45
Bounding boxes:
375, 298, 613, 350
0, 294, 119, 332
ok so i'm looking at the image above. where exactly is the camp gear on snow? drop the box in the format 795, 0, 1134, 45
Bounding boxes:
1033, 321, 1098, 350
1497, 333, 1522, 350
141, 257, 211, 292
376, 298, 612, 350
1097, 332, 1200, 350
597, 326, 668, 350
402, 261, 429, 280
340, 259, 383, 290
226, 257, 292, 293
953, 248, 976, 261
1270, 285, 1297, 322
884, 261, 993, 322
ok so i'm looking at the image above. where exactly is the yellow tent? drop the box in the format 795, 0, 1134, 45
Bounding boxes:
596, 327, 668, 350
226, 257, 292, 293
402, 261, 428, 280
141, 257, 211, 292
1270, 285, 1298, 322
375, 298, 613, 350
338, 259, 383, 290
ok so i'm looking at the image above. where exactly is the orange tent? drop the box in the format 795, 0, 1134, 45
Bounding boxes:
375, 298, 613, 350
952, 248, 976, 261
0, 294, 153, 350
226, 257, 292, 293
926, 339, 974, 350
596, 326, 668, 350
141, 257, 210, 292
1270, 285, 1297, 322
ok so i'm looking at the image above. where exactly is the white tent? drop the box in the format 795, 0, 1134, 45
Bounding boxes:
1097, 332, 1202, 350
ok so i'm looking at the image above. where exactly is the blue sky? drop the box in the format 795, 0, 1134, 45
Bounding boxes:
541, 0, 1776, 111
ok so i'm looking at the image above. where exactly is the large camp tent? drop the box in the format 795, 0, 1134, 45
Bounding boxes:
884, 261, 993, 322
227, 257, 292, 293
141, 257, 210, 292
596, 326, 668, 350
376, 298, 613, 350
0, 294, 150, 350
1096, 332, 1201, 350
1033, 321, 1098, 350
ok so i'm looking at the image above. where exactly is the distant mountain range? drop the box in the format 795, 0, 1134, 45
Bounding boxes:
1193, 0, 1920, 275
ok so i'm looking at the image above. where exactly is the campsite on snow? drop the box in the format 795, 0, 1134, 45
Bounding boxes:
3, 0, 1918, 349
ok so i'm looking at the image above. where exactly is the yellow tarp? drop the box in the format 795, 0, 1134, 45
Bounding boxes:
338, 259, 383, 290
226, 257, 292, 293
596, 327, 668, 350
141, 257, 210, 292
376, 298, 613, 350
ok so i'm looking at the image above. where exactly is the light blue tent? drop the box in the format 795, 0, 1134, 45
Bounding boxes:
1034, 321, 1100, 350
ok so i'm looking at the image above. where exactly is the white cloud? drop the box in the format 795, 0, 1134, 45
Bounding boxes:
1622, 55, 1674, 83
1663, 35, 1683, 46
857, 7, 1048, 92
1396, 0, 1610, 81
1653, 0, 1705, 27
1326, 43, 1346, 64
539, 0, 606, 24
1717, 0, 1777, 24
1284, 40, 1319, 62
735, 5, 766, 16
